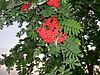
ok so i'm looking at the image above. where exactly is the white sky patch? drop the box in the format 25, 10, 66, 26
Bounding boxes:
87, 45, 96, 51
0, 22, 20, 49
0, 21, 28, 49
0, 65, 18, 75
0, 48, 9, 59
83, 35, 89, 40
97, 20, 100, 26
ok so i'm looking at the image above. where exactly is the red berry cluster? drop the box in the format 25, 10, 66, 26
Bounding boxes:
37, 16, 67, 44
57, 33, 67, 44
21, 0, 60, 12
21, 2, 32, 12
46, 0, 60, 8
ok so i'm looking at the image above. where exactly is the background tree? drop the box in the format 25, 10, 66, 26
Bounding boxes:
0, 0, 100, 75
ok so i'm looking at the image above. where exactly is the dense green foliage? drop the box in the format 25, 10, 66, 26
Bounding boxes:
0, 0, 100, 75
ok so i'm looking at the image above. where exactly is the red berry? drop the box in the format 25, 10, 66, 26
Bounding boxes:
37, 16, 67, 44
21, 2, 32, 12
57, 33, 67, 44
46, 0, 60, 8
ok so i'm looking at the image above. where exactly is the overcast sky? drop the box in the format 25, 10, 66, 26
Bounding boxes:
0, 22, 20, 75
0, 22, 20, 49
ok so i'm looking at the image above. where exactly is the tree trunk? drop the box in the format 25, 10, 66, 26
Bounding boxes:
88, 64, 93, 75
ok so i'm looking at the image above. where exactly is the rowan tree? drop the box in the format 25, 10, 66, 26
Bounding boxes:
0, 0, 100, 75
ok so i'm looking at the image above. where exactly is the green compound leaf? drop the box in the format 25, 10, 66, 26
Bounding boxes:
62, 36, 82, 69
63, 19, 83, 36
